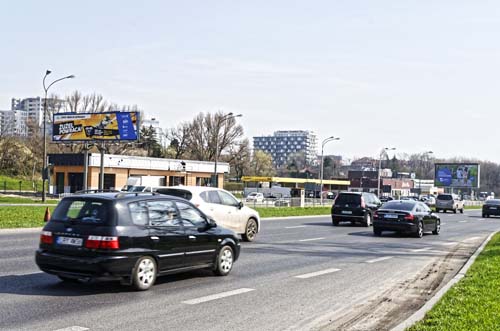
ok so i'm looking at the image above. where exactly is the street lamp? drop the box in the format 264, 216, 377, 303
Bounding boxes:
418, 151, 433, 194
319, 136, 340, 205
42, 70, 75, 202
377, 147, 396, 197
213, 112, 242, 187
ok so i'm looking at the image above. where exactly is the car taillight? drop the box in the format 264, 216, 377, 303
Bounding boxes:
85, 236, 119, 250
404, 214, 415, 221
361, 197, 366, 208
40, 231, 53, 244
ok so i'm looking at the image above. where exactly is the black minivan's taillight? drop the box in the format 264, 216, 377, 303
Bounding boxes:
40, 231, 53, 244
85, 236, 119, 250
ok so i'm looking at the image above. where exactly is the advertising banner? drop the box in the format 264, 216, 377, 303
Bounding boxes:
52, 112, 139, 142
434, 163, 480, 188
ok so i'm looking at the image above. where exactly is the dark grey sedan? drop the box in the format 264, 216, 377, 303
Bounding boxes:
373, 200, 441, 238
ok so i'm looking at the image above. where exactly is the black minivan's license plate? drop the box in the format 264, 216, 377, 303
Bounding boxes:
56, 236, 83, 246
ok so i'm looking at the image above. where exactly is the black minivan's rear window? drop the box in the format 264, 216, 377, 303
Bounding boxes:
51, 199, 112, 224
335, 193, 361, 205
156, 188, 193, 201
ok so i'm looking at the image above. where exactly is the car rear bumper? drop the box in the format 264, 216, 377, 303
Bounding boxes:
331, 214, 365, 222
35, 250, 137, 280
373, 221, 417, 233
483, 208, 500, 215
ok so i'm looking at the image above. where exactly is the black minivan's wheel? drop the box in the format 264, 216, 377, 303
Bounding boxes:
432, 220, 440, 235
373, 228, 382, 236
132, 256, 157, 291
332, 217, 339, 226
242, 218, 258, 242
364, 213, 372, 227
415, 221, 424, 238
214, 245, 234, 276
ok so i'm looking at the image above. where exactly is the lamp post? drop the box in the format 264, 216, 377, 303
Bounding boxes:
377, 147, 396, 197
213, 112, 242, 187
319, 136, 340, 205
418, 151, 433, 195
42, 70, 75, 202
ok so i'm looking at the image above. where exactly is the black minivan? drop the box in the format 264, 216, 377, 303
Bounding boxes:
331, 192, 382, 226
36, 192, 240, 291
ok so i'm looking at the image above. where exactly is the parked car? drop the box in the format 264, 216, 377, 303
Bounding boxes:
435, 193, 464, 213
35, 192, 240, 291
379, 196, 394, 203
482, 199, 500, 218
373, 200, 441, 238
245, 192, 264, 203
331, 192, 381, 226
421, 196, 436, 208
156, 186, 261, 241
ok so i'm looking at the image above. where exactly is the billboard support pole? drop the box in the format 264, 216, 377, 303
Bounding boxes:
99, 142, 105, 190
83, 144, 89, 191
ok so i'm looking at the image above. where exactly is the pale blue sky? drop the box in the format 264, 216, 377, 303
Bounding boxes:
1, 1, 499, 162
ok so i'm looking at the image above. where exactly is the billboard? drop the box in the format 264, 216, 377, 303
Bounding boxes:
52, 112, 139, 142
434, 163, 480, 188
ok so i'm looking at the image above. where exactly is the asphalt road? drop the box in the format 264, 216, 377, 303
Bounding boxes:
0, 210, 499, 331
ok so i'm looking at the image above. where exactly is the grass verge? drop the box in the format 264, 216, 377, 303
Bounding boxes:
464, 205, 482, 210
0, 206, 56, 229
255, 207, 331, 218
0, 196, 59, 204
0, 175, 42, 192
408, 232, 500, 331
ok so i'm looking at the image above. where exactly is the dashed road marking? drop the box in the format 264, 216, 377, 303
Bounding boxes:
182, 288, 255, 305
464, 236, 481, 242
365, 256, 393, 264
295, 268, 341, 279
478, 218, 485, 221
459, 220, 467, 223
285, 225, 307, 229
53, 326, 89, 331
439, 242, 458, 246
299, 237, 325, 242
410, 247, 432, 252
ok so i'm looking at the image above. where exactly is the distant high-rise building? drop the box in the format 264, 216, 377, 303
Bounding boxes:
141, 116, 165, 146
253, 130, 318, 167
0, 110, 15, 136
10, 97, 65, 136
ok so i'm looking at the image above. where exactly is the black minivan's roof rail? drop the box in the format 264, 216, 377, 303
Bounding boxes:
75, 189, 120, 194
114, 192, 160, 198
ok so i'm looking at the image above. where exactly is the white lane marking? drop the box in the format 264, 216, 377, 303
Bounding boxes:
299, 237, 325, 242
53, 326, 89, 331
478, 218, 485, 221
441, 222, 446, 225
464, 236, 481, 242
439, 242, 458, 246
285, 225, 307, 229
365, 256, 393, 264
295, 268, 341, 279
459, 220, 467, 223
410, 247, 432, 252
182, 288, 255, 305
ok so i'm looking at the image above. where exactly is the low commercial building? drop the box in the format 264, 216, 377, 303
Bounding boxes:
48, 153, 229, 194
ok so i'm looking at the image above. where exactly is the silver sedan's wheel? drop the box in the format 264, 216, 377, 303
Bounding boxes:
132, 256, 157, 291
242, 219, 258, 242
214, 245, 234, 276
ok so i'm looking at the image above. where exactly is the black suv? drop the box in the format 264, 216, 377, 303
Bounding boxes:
36, 192, 240, 291
331, 192, 382, 226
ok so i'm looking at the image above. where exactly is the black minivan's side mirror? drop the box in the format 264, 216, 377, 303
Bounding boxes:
208, 218, 217, 228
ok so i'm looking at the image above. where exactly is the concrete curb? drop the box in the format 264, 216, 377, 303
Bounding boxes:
391, 230, 499, 331
0, 227, 43, 234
